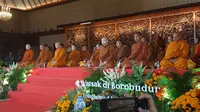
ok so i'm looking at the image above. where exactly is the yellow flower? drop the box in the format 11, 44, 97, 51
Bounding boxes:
149, 84, 152, 87
83, 106, 91, 112
153, 81, 157, 85
153, 77, 157, 81
84, 98, 90, 103
56, 110, 60, 112
186, 92, 191, 96
182, 104, 187, 110
171, 106, 177, 110
191, 92, 197, 97
105, 92, 109, 96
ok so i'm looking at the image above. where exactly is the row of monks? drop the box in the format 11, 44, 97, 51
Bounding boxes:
18, 32, 200, 70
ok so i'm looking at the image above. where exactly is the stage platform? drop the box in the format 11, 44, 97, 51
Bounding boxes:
0, 67, 188, 112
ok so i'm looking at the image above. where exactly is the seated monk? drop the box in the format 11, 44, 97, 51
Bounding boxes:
147, 35, 165, 67
91, 44, 100, 67
44, 44, 53, 63
35, 45, 46, 67
67, 45, 81, 67
18, 44, 34, 67
160, 32, 189, 70
114, 41, 127, 62
121, 33, 149, 68
99, 37, 115, 68
80, 46, 91, 62
192, 38, 200, 67
47, 42, 67, 67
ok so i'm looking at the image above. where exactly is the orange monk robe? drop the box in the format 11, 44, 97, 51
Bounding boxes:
121, 42, 149, 68
192, 43, 200, 67
35, 50, 46, 67
68, 50, 81, 67
18, 50, 34, 67
80, 50, 91, 61
114, 46, 126, 62
47, 48, 67, 67
91, 49, 100, 67
160, 40, 189, 70
99, 44, 115, 68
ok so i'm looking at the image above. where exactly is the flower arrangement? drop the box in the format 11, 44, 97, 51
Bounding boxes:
145, 73, 159, 87
53, 89, 98, 112
0, 63, 33, 99
171, 89, 200, 112
53, 62, 200, 112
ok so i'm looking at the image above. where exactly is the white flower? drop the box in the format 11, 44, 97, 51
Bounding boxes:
0, 86, 3, 95
3, 78, 9, 85
100, 62, 126, 83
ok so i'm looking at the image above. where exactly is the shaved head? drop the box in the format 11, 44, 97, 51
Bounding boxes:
71, 45, 76, 50
116, 41, 122, 48
134, 32, 141, 42
25, 44, 31, 50
55, 42, 62, 49
96, 44, 100, 49
40, 45, 45, 50
173, 32, 182, 41
82, 46, 87, 51
101, 37, 109, 46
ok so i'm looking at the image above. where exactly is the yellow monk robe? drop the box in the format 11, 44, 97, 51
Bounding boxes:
18, 50, 34, 67
91, 49, 100, 67
192, 43, 200, 67
80, 50, 91, 61
47, 48, 66, 67
160, 40, 189, 70
99, 44, 115, 68
121, 42, 149, 68
45, 50, 53, 62
35, 50, 46, 67
67, 50, 81, 67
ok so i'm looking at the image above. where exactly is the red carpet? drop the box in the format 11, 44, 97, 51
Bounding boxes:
0, 67, 90, 112
0, 67, 189, 112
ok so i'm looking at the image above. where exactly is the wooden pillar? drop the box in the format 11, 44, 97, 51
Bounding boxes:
115, 23, 118, 40
87, 27, 91, 51
149, 18, 152, 42
193, 12, 197, 43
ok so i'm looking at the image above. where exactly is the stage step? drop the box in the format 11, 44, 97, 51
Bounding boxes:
0, 100, 46, 112
27, 75, 78, 87
0, 67, 90, 112
9, 91, 60, 107
33, 67, 90, 78
17, 83, 74, 97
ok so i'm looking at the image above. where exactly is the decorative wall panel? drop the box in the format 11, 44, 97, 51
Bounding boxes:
65, 28, 88, 48
89, 24, 115, 48
196, 12, 200, 40
151, 13, 194, 45
65, 6, 200, 50
118, 19, 150, 47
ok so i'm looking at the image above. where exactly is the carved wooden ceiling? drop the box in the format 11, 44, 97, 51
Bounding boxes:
0, 0, 74, 11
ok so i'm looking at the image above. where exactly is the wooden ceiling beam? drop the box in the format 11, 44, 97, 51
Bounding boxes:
32, 0, 37, 7
44, 0, 48, 4
27, 0, 33, 8
21, 0, 27, 9
38, 0, 42, 6
12, 0, 17, 8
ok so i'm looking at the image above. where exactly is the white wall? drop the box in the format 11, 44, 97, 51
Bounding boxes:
27, 0, 200, 31
39, 34, 65, 49
3, 0, 200, 32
